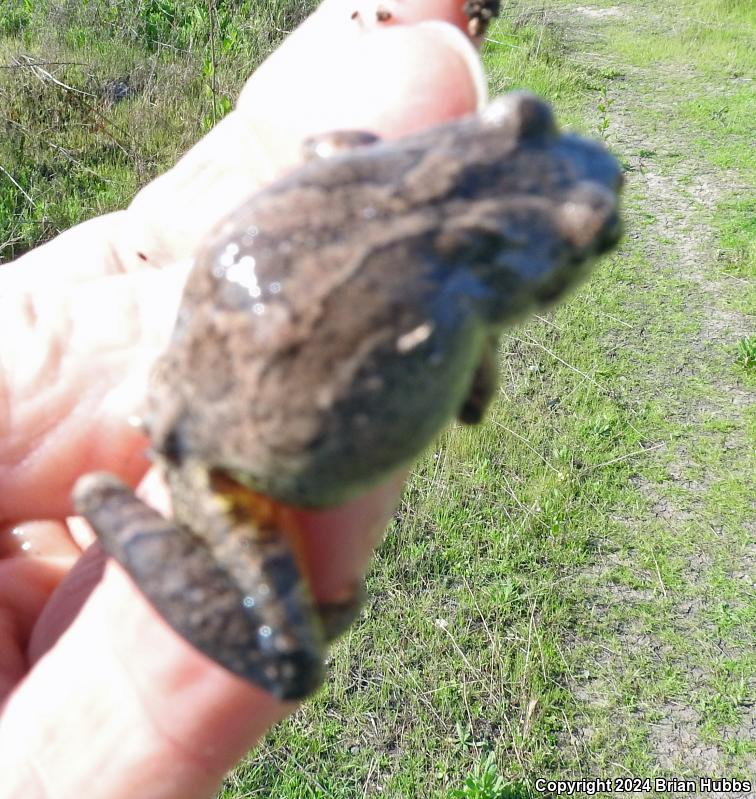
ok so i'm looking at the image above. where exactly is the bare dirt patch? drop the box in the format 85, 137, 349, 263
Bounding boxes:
574, 6, 626, 19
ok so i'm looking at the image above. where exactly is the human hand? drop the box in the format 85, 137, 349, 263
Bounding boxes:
0, 2, 487, 797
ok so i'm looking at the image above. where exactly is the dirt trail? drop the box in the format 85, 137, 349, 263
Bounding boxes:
547, 1, 754, 788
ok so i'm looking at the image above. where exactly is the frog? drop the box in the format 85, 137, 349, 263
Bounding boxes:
73, 91, 622, 700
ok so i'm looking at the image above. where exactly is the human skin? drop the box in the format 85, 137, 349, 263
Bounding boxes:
0, 2, 487, 797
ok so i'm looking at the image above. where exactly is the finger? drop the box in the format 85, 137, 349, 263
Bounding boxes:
122, 7, 486, 270
293, 471, 408, 605
0, 261, 186, 521
2, 481, 402, 799
0, 520, 81, 559
0, 5, 486, 523
0, 518, 93, 697
236, 1, 486, 157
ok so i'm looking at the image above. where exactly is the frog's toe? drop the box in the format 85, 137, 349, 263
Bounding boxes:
317, 581, 367, 642
73, 471, 127, 513
222, 638, 325, 700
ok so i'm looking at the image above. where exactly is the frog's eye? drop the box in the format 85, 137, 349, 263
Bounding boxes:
556, 182, 621, 251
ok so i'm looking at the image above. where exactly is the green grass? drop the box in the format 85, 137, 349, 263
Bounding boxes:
3, 0, 754, 795
0, 0, 318, 260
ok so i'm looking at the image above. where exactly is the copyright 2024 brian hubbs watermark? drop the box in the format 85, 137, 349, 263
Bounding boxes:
534, 777, 752, 795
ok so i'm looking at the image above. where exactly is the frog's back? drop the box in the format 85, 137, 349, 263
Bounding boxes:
146, 138, 487, 505
145, 94, 621, 506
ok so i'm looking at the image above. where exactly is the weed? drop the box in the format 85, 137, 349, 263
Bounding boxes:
449, 753, 521, 799
0, 0, 33, 37
595, 85, 614, 141
454, 722, 487, 751
735, 336, 756, 371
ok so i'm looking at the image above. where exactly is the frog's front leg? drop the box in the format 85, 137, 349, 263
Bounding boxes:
302, 129, 381, 160
457, 336, 499, 425
73, 470, 336, 700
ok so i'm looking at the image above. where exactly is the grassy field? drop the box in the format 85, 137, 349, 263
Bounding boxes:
2, 1, 754, 796
0, 0, 318, 259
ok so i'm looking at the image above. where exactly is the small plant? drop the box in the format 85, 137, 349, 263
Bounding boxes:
449, 752, 520, 799
200, 49, 233, 132
201, 92, 232, 132
454, 722, 486, 750
596, 85, 615, 141
0, 0, 33, 37
735, 335, 756, 371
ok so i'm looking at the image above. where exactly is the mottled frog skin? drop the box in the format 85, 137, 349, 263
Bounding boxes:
74, 92, 622, 700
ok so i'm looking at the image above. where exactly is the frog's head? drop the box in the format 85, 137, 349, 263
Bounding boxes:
444, 92, 623, 325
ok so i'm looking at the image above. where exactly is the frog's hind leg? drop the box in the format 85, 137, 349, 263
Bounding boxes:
73, 472, 325, 700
